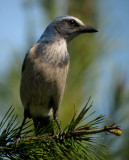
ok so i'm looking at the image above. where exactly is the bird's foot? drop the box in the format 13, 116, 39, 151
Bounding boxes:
13, 134, 21, 151
56, 129, 66, 141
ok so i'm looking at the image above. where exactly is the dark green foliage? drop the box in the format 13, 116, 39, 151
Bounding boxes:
0, 100, 110, 160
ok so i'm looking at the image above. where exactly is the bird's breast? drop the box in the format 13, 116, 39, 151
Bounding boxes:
20, 51, 70, 118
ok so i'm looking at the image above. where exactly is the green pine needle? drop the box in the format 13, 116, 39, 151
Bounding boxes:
0, 99, 113, 160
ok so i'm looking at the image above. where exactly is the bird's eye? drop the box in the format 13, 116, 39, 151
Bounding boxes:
69, 20, 76, 25
68, 19, 79, 27
64, 19, 79, 27
70, 20, 74, 24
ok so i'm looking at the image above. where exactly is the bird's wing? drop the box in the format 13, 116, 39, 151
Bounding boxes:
21, 43, 40, 73
21, 50, 29, 73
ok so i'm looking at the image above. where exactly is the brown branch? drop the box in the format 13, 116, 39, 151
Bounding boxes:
23, 122, 122, 142
71, 122, 122, 136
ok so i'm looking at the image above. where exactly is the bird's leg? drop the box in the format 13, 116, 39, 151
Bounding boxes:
53, 109, 64, 139
14, 114, 27, 147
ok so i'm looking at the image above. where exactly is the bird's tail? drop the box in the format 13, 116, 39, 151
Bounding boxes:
33, 116, 54, 136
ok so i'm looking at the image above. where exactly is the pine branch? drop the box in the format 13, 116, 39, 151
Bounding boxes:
0, 99, 122, 160
23, 122, 122, 142
70, 122, 122, 136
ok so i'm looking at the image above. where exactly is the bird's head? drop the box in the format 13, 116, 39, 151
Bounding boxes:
45, 15, 98, 42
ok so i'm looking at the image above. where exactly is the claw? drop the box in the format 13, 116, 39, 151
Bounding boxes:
56, 130, 66, 142
54, 110, 66, 140
14, 135, 21, 151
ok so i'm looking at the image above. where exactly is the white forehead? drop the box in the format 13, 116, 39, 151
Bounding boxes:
53, 15, 85, 26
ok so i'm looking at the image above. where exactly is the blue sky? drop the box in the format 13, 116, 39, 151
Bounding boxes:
95, 0, 129, 114
0, 0, 47, 76
0, 1, 25, 72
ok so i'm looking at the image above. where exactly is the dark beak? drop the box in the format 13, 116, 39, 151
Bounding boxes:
80, 26, 98, 33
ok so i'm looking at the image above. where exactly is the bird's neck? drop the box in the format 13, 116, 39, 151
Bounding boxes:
38, 34, 69, 67
38, 27, 66, 43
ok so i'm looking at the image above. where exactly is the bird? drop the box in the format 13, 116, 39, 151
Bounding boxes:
17, 15, 98, 139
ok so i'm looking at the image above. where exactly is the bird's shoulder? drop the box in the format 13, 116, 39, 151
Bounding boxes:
22, 41, 70, 73
21, 43, 45, 73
